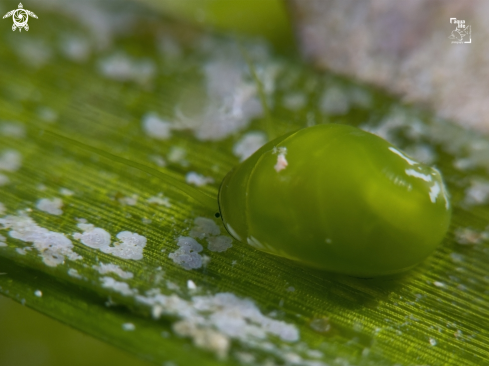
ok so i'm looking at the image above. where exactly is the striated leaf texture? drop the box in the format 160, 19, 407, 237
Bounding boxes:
1, 1, 489, 366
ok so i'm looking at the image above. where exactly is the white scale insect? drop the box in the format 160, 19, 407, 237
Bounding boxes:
3, 3, 38, 32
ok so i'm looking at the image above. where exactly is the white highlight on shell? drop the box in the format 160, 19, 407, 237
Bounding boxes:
100, 276, 137, 296
207, 236, 233, 253
273, 147, 288, 172
429, 182, 441, 203
36, 198, 63, 216
233, 131, 267, 162
388, 147, 417, 166
225, 224, 241, 242
93, 263, 134, 279
189, 217, 220, 239
142, 112, 172, 140
122, 323, 135, 331
405, 169, 432, 182
168, 236, 203, 270
0, 214, 82, 267
0, 149, 22, 172
186, 172, 214, 187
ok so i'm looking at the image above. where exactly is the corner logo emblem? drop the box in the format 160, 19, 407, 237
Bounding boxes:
449, 18, 471, 44
3, 3, 38, 32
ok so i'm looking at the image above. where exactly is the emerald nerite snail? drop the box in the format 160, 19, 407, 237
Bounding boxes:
219, 124, 451, 277
47, 123, 451, 277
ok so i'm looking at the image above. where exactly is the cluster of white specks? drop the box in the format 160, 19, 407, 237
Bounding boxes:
67, 268, 83, 279
74, 222, 147, 260
168, 237, 203, 270
207, 236, 233, 253
273, 147, 288, 173
104, 231, 147, 260
0, 122, 26, 138
186, 172, 214, 187
172, 41, 269, 141
147, 194, 171, 208
189, 217, 220, 239
282, 93, 306, 111
98, 53, 156, 84
122, 322, 135, 331
101, 276, 137, 296
464, 178, 489, 206
93, 263, 134, 279
0, 214, 82, 267
73, 223, 111, 249
319, 86, 349, 115
59, 188, 74, 196
118, 194, 138, 206
142, 113, 172, 140
454, 227, 488, 245
188, 217, 233, 253
233, 131, 267, 162
34, 290, 42, 297
174, 320, 230, 359
0, 149, 22, 172
135, 290, 299, 359
36, 198, 63, 216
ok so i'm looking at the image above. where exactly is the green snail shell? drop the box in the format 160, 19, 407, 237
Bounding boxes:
218, 124, 451, 277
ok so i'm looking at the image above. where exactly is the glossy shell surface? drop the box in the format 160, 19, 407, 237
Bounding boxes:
219, 124, 451, 277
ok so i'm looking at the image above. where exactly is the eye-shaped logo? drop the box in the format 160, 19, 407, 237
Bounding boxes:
3, 3, 38, 32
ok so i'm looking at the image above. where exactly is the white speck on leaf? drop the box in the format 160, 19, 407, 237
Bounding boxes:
169, 236, 203, 270
0, 174, 9, 186
93, 263, 134, 279
0, 149, 22, 172
34, 290, 42, 297
59, 188, 74, 196
147, 194, 171, 207
101, 276, 137, 297
186, 172, 214, 187
0, 122, 25, 138
73, 223, 111, 249
189, 217, 220, 239
142, 112, 172, 140
36, 198, 63, 216
207, 236, 233, 253
68, 268, 83, 279
101, 231, 147, 260
122, 323, 135, 331
187, 279, 197, 290
0, 214, 82, 267
118, 194, 138, 206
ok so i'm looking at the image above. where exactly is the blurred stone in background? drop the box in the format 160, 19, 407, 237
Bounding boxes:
289, 0, 489, 133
